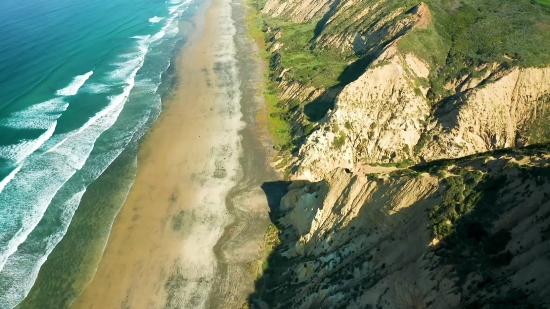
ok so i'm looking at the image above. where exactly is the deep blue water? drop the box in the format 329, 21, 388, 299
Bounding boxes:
0, 0, 197, 307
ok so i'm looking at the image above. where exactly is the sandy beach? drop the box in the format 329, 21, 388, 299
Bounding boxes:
70, 0, 276, 307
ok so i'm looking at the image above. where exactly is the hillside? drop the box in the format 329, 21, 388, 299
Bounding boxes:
251, 146, 550, 308
245, 0, 550, 308
251, 0, 550, 179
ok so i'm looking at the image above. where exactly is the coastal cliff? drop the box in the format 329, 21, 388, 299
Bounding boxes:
254, 148, 550, 308
246, 0, 550, 308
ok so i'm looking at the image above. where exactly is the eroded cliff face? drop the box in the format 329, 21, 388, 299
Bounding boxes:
261, 0, 550, 180
293, 45, 431, 180
254, 153, 550, 308
250, 0, 550, 308
294, 59, 550, 180
420, 67, 550, 161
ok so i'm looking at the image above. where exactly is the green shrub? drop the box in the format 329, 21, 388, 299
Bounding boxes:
333, 132, 347, 149
429, 172, 484, 238
303, 123, 315, 135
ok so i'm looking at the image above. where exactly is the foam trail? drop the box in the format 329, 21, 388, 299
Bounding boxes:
0, 75, 137, 276
49, 34, 151, 168
0, 188, 85, 309
81, 83, 111, 94
149, 16, 163, 23
0, 164, 75, 275
0, 2, 200, 309
1, 98, 68, 130
0, 0, 193, 305
56, 71, 94, 96
0, 122, 57, 163
0, 166, 21, 195
0, 79, 138, 291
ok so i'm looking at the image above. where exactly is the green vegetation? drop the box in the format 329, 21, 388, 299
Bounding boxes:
399, 0, 550, 100
371, 158, 414, 168
263, 223, 281, 269
412, 143, 550, 174
265, 91, 292, 150
388, 169, 421, 177
246, 2, 292, 151
429, 169, 484, 238
245, 223, 281, 294
266, 20, 355, 88
303, 123, 315, 135
251, 0, 550, 156
333, 131, 347, 149
413, 132, 430, 155
414, 150, 550, 306
527, 93, 550, 143
397, 20, 449, 71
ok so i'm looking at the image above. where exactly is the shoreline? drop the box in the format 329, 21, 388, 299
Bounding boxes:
67, 0, 277, 307
206, 0, 281, 307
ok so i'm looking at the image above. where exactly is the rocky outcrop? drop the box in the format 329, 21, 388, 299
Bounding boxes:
293, 45, 430, 180
262, 0, 332, 23
254, 152, 550, 308
293, 54, 550, 180
262, 0, 550, 180
250, 0, 550, 308
420, 67, 550, 161
262, 0, 422, 53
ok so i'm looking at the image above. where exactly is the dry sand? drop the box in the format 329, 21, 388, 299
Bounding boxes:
71, 0, 275, 307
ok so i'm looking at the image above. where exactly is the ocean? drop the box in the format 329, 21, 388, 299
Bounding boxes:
0, 0, 199, 307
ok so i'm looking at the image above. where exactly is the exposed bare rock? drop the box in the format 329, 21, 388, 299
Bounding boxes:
421, 67, 550, 161
255, 153, 550, 308
261, 0, 333, 23
291, 50, 550, 180
251, 0, 550, 308
293, 46, 430, 180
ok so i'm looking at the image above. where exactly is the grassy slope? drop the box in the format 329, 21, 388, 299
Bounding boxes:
399, 0, 550, 99
246, 2, 292, 150
257, 0, 550, 98
265, 19, 356, 89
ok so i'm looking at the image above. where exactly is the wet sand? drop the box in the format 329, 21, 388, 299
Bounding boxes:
71, 0, 275, 307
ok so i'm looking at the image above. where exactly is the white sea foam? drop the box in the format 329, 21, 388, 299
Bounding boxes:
149, 16, 163, 23
0, 165, 21, 195
0, 25, 147, 279
0, 61, 139, 281
0, 163, 75, 275
0, 0, 194, 305
168, 0, 190, 14
109, 37, 149, 81
1, 98, 68, 130
0, 188, 85, 309
55, 71, 94, 96
0, 122, 57, 163
82, 83, 111, 94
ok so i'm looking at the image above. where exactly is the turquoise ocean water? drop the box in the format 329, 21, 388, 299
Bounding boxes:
0, 0, 199, 307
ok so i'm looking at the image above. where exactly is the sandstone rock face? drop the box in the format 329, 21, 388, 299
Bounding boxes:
253, 1, 550, 307
262, 0, 550, 180
294, 59, 550, 180
293, 46, 430, 181
260, 156, 550, 308
262, 0, 332, 23
262, 0, 419, 52
420, 67, 550, 161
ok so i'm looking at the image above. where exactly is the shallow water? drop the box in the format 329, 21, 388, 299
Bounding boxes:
0, 0, 201, 307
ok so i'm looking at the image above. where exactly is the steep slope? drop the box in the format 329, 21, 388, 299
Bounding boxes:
255, 0, 550, 179
251, 146, 550, 308
245, 1, 550, 308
